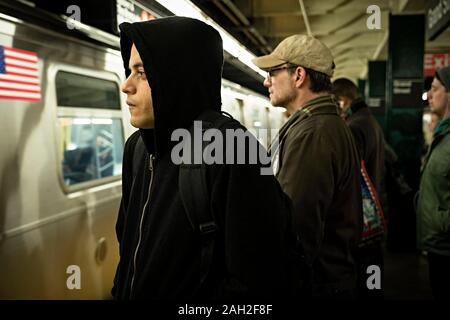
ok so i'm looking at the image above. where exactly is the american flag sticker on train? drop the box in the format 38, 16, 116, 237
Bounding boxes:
0, 45, 41, 102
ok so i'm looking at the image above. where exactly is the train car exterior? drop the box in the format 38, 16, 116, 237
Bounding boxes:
0, 7, 132, 299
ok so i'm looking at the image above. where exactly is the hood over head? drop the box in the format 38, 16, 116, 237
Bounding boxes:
119, 17, 224, 155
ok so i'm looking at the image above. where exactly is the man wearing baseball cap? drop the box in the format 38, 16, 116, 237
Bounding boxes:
417, 66, 450, 300
253, 35, 363, 299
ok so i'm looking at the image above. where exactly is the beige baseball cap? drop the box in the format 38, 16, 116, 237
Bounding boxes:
252, 34, 335, 77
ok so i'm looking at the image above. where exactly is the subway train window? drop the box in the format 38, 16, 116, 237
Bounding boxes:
221, 93, 241, 121
55, 71, 121, 109
59, 118, 124, 186
54, 70, 125, 188
241, 102, 270, 147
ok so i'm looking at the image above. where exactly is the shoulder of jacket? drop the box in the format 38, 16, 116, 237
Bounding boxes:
211, 114, 246, 133
295, 112, 341, 129
348, 110, 370, 123
123, 131, 142, 156
348, 116, 371, 133
443, 125, 450, 137
439, 133, 450, 148
284, 120, 321, 143
126, 130, 141, 144
433, 129, 450, 147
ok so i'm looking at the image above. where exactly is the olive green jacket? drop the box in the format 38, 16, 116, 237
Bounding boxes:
417, 119, 450, 256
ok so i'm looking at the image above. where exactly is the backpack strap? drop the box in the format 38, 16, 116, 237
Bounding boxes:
178, 110, 235, 292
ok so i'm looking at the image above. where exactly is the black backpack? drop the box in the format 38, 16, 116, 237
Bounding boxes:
130, 110, 234, 293
178, 110, 235, 292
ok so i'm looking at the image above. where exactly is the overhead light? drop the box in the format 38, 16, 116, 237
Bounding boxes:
92, 118, 113, 125
422, 92, 428, 101
67, 143, 78, 151
73, 118, 91, 125
154, 0, 266, 78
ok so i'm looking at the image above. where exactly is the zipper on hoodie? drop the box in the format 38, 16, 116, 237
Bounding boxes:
130, 154, 154, 298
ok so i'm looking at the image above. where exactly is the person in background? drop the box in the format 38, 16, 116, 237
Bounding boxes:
253, 35, 362, 299
332, 78, 386, 300
417, 66, 450, 300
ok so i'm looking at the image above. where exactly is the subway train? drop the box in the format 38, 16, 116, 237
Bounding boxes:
0, 2, 286, 299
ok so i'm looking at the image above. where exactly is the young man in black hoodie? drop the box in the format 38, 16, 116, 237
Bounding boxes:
112, 17, 300, 300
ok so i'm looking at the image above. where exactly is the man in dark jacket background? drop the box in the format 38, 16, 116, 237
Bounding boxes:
253, 35, 362, 299
332, 78, 385, 193
332, 78, 386, 300
112, 17, 298, 300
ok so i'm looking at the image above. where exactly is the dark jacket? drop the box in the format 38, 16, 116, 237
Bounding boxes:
273, 95, 362, 293
112, 17, 296, 300
417, 118, 450, 256
347, 98, 385, 193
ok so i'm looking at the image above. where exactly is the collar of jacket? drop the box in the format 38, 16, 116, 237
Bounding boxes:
275, 95, 338, 147
423, 116, 450, 170
350, 97, 368, 114
139, 129, 156, 155
433, 115, 450, 140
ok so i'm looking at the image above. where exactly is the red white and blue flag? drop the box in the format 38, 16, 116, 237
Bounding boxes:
0, 45, 41, 101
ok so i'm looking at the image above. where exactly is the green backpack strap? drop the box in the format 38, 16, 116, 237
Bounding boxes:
178, 110, 234, 293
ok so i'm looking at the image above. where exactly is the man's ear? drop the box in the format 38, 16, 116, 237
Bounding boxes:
295, 67, 306, 87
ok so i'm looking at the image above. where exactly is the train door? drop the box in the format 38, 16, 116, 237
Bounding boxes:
47, 63, 125, 298
0, 60, 126, 299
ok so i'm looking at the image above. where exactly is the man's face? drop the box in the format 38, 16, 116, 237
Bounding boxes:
428, 77, 449, 118
335, 95, 351, 111
121, 44, 154, 129
335, 95, 351, 119
263, 64, 297, 109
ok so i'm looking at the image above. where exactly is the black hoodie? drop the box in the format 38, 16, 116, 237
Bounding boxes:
113, 17, 296, 300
